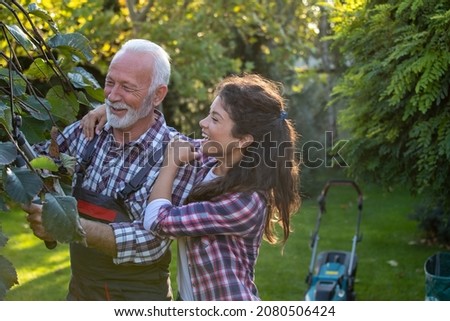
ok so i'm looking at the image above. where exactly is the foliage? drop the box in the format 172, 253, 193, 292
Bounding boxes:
2, 1, 338, 176
328, 0, 450, 244
410, 203, 450, 246
0, 1, 103, 299
125, 0, 323, 135
3, 0, 325, 135
0, 225, 18, 300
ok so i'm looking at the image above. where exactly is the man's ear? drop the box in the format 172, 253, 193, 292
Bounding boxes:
153, 85, 168, 107
239, 134, 254, 148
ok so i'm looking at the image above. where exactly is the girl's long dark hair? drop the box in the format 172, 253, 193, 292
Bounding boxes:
187, 74, 301, 244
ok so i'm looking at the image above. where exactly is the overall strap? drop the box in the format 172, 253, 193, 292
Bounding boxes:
75, 136, 100, 188
117, 140, 168, 202
75, 133, 169, 208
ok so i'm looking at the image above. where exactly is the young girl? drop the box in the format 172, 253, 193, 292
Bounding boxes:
144, 74, 301, 301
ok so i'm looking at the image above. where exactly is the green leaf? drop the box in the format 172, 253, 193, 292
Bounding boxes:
59, 153, 77, 175
0, 68, 27, 97
46, 85, 78, 123
85, 86, 105, 103
75, 91, 92, 107
21, 95, 51, 121
3, 167, 43, 204
4, 24, 37, 50
0, 142, 17, 165
30, 156, 59, 172
28, 3, 59, 33
0, 255, 19, 300
24, 58, 55, 81
73, 67, 101, 89
19, 116, 52, 144
47, 33, 93, 61
41, 194, 86, 244
67, 72, 86, 89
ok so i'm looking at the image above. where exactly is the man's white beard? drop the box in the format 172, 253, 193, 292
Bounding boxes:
105, 97, 152, 129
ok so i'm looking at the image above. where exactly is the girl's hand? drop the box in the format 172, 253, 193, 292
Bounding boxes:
165, 139, 199, 167
148, 139, 199, 203
80, 105, 107, 140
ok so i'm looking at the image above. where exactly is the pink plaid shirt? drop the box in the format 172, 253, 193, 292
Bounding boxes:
152, 160, 267, 300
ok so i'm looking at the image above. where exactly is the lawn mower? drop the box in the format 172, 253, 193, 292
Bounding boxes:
304, 179, 363, 301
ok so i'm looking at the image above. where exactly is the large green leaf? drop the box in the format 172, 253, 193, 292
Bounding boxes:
0, 255, 19, 301
47, 33, 93, 61
67, 72, 87, 89
85, 87, 105, 104
19, 116, 52, 144
30, 156, 59, 172
4, 24, 37, 50
24, 58, 55, 81
42, 194, 86, 244
0, 142, 17, 165
45, 85, 78, 123
20, 95, 51, 121
72, 67, 102, 89
3, 167, 43, 204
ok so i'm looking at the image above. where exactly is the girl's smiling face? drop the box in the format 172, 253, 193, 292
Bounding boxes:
199, 96, 243, 166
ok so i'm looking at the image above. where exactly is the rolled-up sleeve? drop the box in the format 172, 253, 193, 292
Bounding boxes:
144, 198, 172, 231
111, 161, 197, 264
111, 219, 172, 264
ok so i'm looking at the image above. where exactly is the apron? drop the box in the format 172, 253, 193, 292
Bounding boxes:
67, 135, 171, 300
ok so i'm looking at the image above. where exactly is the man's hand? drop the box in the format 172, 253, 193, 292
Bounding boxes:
22, 202, 56, 243
79, 104, 107, 140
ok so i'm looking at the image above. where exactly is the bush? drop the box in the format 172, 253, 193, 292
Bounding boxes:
410, 203, 450, 247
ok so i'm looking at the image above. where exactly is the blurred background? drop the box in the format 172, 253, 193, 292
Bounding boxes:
1, 0, 449, 300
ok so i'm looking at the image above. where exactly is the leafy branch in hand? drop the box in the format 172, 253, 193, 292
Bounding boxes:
0, 1, 103, 299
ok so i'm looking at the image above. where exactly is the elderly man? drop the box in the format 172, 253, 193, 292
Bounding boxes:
23, 39, 197, 300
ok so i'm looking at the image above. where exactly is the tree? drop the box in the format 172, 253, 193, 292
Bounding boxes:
329, 0, 450, 244
0, 1, 102, 298
20, 0, 323, 135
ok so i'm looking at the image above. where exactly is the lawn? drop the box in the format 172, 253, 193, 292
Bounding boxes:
0, 182, 444, 300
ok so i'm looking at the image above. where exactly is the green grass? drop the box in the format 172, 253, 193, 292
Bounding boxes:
0, 183, 444, 300
256, 183, 443, 300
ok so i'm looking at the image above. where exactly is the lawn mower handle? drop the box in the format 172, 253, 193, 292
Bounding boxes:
317, 179, 363, 213
314, 179, 364, 247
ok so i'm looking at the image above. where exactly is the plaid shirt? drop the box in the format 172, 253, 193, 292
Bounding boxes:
152, 160, 267, 301
35, 110, 197, 264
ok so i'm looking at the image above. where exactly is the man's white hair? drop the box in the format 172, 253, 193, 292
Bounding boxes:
112, 39, 171, 95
